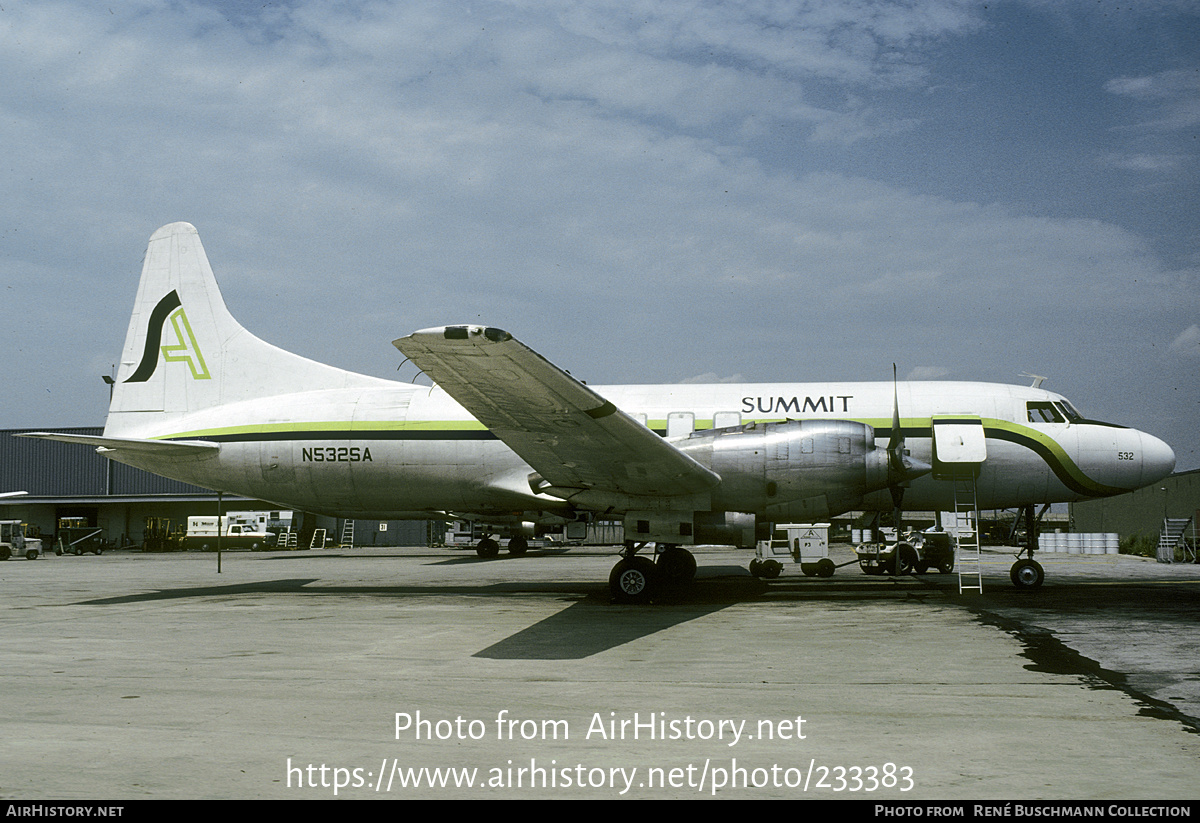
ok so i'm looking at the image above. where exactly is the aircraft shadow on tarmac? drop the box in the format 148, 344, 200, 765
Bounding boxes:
73, 566, 959, 659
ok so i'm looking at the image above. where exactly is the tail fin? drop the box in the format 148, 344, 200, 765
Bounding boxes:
106, 222, 387, 435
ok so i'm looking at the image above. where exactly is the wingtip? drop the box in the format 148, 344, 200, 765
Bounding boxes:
398, 325, 513, 346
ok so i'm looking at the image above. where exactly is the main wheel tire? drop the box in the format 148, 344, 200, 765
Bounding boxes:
1010, 558, 1044, 589
655, 547, 696, 585
475, 538, 500, 559
507, 536, 529, 556
610, 557, 658, 603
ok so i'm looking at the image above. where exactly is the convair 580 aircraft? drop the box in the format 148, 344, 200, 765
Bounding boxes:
26, 223, 1175, 601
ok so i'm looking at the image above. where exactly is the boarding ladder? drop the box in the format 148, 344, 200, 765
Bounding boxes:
1157, 516, 1195, 563
952, 469, 983, 593
339, 519, 355, 548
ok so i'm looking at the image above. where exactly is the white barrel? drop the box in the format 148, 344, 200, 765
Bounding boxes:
1105, 533, 1120, 555
1066, 533, 1081, 554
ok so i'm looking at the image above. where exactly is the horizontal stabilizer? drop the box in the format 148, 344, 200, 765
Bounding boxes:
17, 432, 219, 456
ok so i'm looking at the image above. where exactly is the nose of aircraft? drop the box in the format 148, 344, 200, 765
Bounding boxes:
1139, 431, 1176, 486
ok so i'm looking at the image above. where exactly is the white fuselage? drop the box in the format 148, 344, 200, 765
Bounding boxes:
103, 378, 1174, 520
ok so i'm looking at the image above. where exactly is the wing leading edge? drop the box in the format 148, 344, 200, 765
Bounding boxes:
394, 325, 719, 500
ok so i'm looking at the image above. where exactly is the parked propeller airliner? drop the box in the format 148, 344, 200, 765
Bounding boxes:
25, 223, 1175, 601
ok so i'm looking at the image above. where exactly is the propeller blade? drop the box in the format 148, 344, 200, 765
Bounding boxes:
888, 363, 902, 453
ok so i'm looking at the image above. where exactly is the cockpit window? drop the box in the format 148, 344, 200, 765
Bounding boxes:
1053, 401, 1082, 423
1027, 401, 1065, 423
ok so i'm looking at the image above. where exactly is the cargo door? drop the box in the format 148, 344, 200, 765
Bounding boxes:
931, 416, 986, 478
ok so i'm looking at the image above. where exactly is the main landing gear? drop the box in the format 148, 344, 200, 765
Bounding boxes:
473, 534, 529, 558
609, 542, 696, 604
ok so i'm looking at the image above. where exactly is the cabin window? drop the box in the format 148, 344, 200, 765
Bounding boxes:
713, 411, 741, 430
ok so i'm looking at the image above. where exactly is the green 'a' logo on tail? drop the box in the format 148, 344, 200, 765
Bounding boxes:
125, 290, 211, 382
160, 306, 210, 379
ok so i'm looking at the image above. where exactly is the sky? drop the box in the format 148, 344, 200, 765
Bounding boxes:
2, 0, 1197, 470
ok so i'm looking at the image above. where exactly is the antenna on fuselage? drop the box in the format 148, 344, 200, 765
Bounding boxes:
1020, 372, 1049, 389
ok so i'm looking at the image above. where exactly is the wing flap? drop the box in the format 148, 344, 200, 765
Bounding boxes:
394, 326, 718, 498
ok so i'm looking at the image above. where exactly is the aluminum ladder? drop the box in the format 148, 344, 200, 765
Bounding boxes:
953, 469, 983, 593
339, 519, 355, 548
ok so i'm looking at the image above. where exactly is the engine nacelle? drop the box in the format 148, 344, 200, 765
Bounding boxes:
674, 419, 890, 521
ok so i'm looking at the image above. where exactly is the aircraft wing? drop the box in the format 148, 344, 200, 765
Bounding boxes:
16, 433, 219, 456
394, 326, 719, 499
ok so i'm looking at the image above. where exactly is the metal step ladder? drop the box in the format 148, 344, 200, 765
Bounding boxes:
1157, 517, 1194, 563
339, 519, 355, 548
952, 469, 983, 593
310, 528, 326, 549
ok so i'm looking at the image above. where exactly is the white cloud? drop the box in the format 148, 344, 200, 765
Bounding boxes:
1105, 68, 1200, 131
905, 366, 951, 381
1100, 153, 1186, 173
678, 372, 747, 385
1169, 325, 1200, 357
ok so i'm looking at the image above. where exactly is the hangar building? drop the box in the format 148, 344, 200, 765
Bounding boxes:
1070, 467, 1199, 560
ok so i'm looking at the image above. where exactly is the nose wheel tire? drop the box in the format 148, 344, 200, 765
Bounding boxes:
1010, 558, 1044, 589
